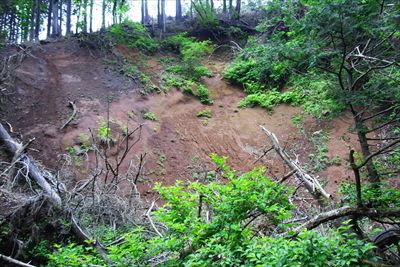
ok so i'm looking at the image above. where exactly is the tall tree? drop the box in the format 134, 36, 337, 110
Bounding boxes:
82, 0, 87, 32
30, 0, 36, 41
47, 0, 52, 37
235, 0, 241, 19
51, 0, 59, 36
176, 0, 182, 21
34, 0, 41, 40
66, 0, 71, 35
223, 0, 227, 14
161, 0, 166, 32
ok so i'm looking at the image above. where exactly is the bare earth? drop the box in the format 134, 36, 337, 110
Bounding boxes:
1, 40, 359, 199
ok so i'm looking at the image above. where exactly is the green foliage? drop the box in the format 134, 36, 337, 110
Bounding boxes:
162, 33, 214, 104
109, 19, 158, 54
192, 0, 219, 28
97, 117, 113, 144
47, 155, 377, 266
239, 89, 302, 110
121, 64, 159, 94
196, 108, 212, 118
143, 111, 158, 121
163, 33, 214, 81
340, 183, 400, 209
48, 242, 105, 267
307, 130, 329, 173
164, 75, 213, 104
244, 225, 375, 267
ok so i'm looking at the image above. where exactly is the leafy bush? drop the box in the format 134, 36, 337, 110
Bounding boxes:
163, 33, 214, 81
192, 0, 219, 28
108, 19, 158, 54
47, 155, 377, 266
239, 89, 302, 110
48, 242, 105, 267
340, 182, 400, 209
143, 112, 158, 121
164, 75, 213, 104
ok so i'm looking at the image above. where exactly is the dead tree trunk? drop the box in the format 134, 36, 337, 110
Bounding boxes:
0, 123, 62, 205
260, 126, 332, 201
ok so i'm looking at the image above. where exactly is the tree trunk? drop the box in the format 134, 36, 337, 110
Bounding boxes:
176, 0, 182, 21
223, 0, 227, 14
145, 0, 149, 23
101, 0, 106, 30
75, 2, 81, 34
157, 0, 161, 28
161, 0, 166, 33
47, 0, 52, 38
112, 0, 117, 25
351, 109, 380, 183
35, 0, 41, 41
210, 0, 214, 10
29, 0, 36, 41
59, 0, 63, 35
66, 0, 72, 35
89, 0, 93, 33
83, 0, 87, 33
52, 0, 59, 36
235, 0, 241, 19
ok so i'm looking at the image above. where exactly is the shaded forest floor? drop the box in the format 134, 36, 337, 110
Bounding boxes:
1, 38, 360, 199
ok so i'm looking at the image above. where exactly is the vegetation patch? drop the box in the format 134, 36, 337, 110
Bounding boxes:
143, 112, 158, 121
196, 108, 212, 118
108, 19, 158, 55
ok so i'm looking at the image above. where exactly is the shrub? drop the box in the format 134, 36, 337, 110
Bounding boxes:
108, 19, 158, 55
143, 112, 158, 121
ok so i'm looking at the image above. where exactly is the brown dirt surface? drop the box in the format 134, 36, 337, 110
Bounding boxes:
0, 39, 359, 200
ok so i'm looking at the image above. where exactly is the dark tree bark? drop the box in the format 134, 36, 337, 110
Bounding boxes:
235, 0, 241, 19
35, 0, 41, 41
112, 0, 117, 24
210, 0, 214, 10
66, 0, 71, 35
223, 0, 227, 14
51, 0, 60, 36
157, 0, 161, 28
145, 0, 149, 23
176, 0, 182, 21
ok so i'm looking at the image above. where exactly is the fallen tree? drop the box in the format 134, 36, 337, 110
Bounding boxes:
260, 125, 332, 201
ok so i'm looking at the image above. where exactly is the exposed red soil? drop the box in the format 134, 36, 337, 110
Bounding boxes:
1, 40, 359, 200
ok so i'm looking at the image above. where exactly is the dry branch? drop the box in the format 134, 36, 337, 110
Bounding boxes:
0, 253, 36, 267
260, 126, 332, 201
290, 205, 400, 237
60, 101, 77, 130
0, 122, 62, 205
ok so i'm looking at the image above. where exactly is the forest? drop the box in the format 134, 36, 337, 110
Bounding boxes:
0, 0, 399, 266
